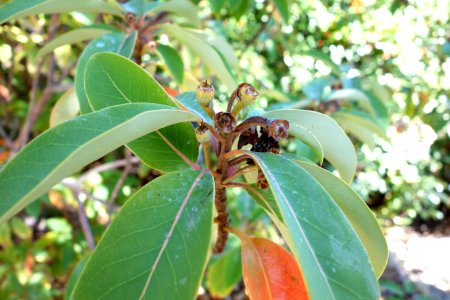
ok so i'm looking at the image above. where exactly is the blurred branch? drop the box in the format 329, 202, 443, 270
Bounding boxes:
16, 14, 60, 150
244, 18, 269, 50
73, 189, 96, 250
78, 156, 140, 183
108, 149, 133, 206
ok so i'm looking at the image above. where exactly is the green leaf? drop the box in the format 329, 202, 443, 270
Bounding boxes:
228, 0, 250, 19
246, 152, 380, 299
175, 92, 212, 124
71, 169, 214, 300
36, 25, 117, 59
75, 31, 137, 114
185, 29, 239, 69
160, 23, 237, 91
264, 109, 357, 183
206, 242, 242, 298
324, 88, 375, 115
300, 50, 342, 77
148, 0, 200, 27
0, 103, 199, 224
289, 123, 324, 164
84, 52, 199, 172
49, 87, 79, 127
156, 43, 184, 85
10, 217, 32, 240
272, 0, 289, 24
209, 0, 224, 16
332, 110, 387, 139
297, 161, 388, 278
65, 256, 88, 299
0, 0, 123, 24
332, 116, 378, 149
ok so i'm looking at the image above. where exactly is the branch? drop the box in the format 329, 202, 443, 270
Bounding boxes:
73, 189, 96, 250
108, 149, 133, 206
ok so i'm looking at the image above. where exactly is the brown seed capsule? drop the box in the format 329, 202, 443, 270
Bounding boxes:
268, 119, 289, 141
195, 125, 211, 143
196, 81, 215, 107
238, 83, 259, 104
214, 112, 236, 133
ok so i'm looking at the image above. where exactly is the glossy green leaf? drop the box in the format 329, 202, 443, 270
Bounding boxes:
289, 123, 324, 164
157, 43, 184, 85
49, 88, 79, 127
273, 0, 289, 24
84, 52, 199, 172
264, 109, 357, 183
71, 169, 214, 300
206, 242, 242, 298
75, 31, 137, 114
332, 110, 387, 139
160, 23, 237, 91
300, 50, 342, 77
0, 103, 199, 224
149, 0, 200, 27
297, 161, 388, 278
175, 92, 212, 124
247, 152, 380, 299
36, 25, 117, 59
0, 0, 123, 24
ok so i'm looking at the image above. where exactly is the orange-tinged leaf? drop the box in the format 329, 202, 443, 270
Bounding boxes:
163, 86, 179, 97
231, 228, 309, 300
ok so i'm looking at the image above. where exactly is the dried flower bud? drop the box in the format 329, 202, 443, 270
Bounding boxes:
214, 112, 236, 133
238, 83, 259, 104
268, 119, 289, 141
196, 81, 215, 107
195, 125, 211, 143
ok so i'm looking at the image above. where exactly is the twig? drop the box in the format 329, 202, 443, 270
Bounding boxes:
202, 142, 212, 169
16, 14, 60, 150
78, 156, 140, 183
73, 189, 96, 250
61, 180, 117, 209
108, 149, 133, 206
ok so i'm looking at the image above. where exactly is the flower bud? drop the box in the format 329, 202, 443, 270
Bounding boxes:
214, 112, 236, 133
195, 125, 211, 143
196, 81, 215, 107
238, 83, 259, 105
268, 119, 289, 141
